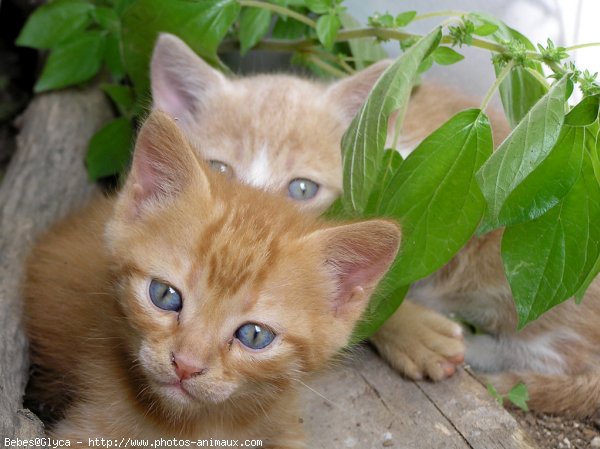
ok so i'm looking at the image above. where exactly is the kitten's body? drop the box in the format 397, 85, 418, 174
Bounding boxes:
24, 111, 400, 446
151, 34, 600, 417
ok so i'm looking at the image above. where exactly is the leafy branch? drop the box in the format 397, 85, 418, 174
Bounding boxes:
15, 0, 600, 333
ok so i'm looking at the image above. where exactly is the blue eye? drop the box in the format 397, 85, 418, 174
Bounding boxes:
149, 279, 182, 312
235, 323, 275, 350
288, 178, 319, 200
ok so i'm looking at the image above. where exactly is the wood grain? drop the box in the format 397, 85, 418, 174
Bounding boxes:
303, 346, 537, 449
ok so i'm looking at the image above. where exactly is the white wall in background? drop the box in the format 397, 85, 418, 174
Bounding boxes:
345, 0, 600, 101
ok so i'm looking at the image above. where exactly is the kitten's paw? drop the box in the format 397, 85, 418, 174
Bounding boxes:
370, 300, 465, 381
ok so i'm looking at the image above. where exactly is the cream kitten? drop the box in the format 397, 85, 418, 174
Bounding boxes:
23, 110, 400, 446
151, 34, 600, 417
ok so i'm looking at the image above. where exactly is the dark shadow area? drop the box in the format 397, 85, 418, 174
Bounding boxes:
0, 0, 38, 177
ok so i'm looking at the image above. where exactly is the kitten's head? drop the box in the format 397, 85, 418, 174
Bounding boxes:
105, 111, 400, 414
150, 33, 390, 215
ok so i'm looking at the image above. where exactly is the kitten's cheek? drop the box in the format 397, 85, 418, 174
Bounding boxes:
138, 343, 153, 371
138, 342, 165, 379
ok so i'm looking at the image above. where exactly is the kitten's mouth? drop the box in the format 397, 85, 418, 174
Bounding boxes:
158, 381, 197, 401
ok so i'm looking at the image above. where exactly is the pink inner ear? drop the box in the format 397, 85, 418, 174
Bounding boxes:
329, 256, 391, 310
127, 135, 183, 216
153, 76, 192, 119
133, 147, 162, 200
320, 221, 400, 318
150, 34, 226, 120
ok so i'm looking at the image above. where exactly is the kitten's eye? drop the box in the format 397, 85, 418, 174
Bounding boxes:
235, 323, 275, 350
209, 160, 234, 179
149, 279, 182, 312
288, 178, 319, 200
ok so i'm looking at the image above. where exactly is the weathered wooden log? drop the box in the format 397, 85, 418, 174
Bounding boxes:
0, 87, 112, 440
304, 347, 536, 449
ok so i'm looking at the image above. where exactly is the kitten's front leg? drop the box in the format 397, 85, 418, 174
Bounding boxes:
370, 300, 465, 381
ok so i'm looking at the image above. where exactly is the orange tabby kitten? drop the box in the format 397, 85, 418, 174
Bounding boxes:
151, 33, 600, 416
23, 110, 400, 445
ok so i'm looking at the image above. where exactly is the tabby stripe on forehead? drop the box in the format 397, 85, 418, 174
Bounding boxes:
252, 238, 279, 290
209, 241, 279, 302
196, 209, 230, 259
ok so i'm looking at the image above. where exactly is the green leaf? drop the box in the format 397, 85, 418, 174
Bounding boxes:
487, 383, 504, 406
86, 117, 133, 180
379, 13, 394, 27
316, 13, 341, 50
239, 8, 272, 55
339, 13, 387, 70
586, 122, 600, 183
499, 66, 548, 129
340, 28, 441, 214
16, 0, 95, 49
272, 16, 307, 40
93, 6, 120, 33
432, 46, 464, 66
473, 23, 499, 36
306, 0, 331, 14
502, 152, 600, 327
575, 123, 600, 302
122, 0, 241, 97
417, 54, 434, 74
395, 11, 417, 27
506, 384, 529, 411
477, 76, 569, 232
34, 31, 106, 92
494, 123, 585, 228
364, 149, 403, 215
112, 0, 136, 16
104, 34, 125, 80
565, 94, 600, 126
381, 109, 493, 285
101, 83, 134, 115
352, 284, 408, 341
575, 254, 600, 302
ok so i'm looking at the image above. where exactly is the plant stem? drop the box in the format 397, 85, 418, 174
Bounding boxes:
440, 35, 505, 53
238, 0, 317, 28
546, 60, 565, 75
525, 67, 551, 89
413, 10, 467, 22
439, 17, 463, 28
308, 48, 354, 74
480, 60, 515, 111
232, 28, 509, 54
337, 27, 418, 42
305, 54, 348, 77
564, 42, 600, 52
337, 58, 356, 74
218, 21, 549, 71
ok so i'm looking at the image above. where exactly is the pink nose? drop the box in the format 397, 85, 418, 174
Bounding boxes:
171, 353, 206, 381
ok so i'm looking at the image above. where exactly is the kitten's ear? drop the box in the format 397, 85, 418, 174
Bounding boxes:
150, 33, 227, 120
313, 219, 400, 322
326, 60, 392, 125
119, 110, 210, 219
